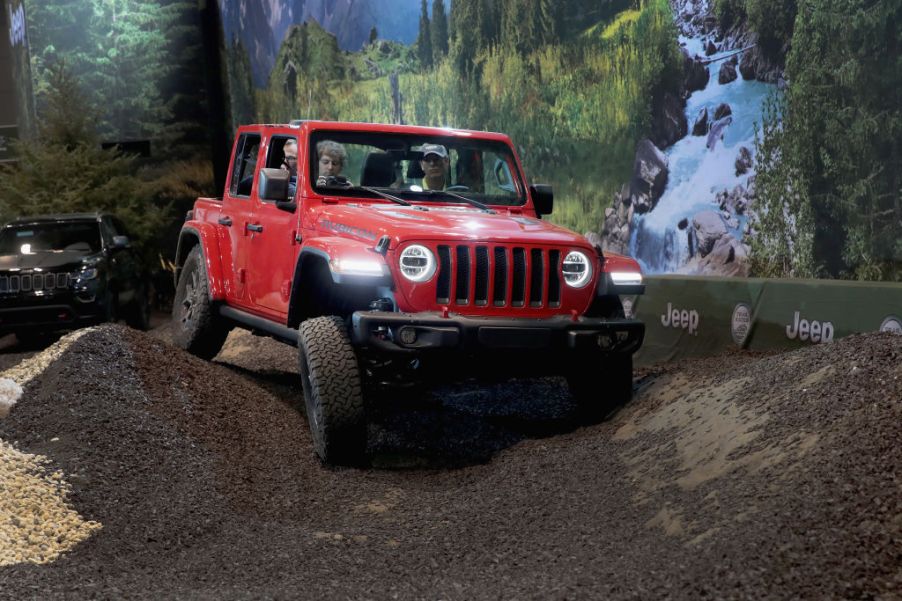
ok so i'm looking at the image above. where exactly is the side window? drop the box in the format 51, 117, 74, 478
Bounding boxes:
265, 136, 298, 169
228, 133, 262, 197
100, 218, 117, 247
486, 154, 516, 194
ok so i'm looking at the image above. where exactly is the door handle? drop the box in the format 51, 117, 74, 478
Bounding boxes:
246, 223, 263, 233
218, 216, 232, 226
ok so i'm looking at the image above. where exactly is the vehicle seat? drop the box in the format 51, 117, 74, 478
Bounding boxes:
407, 156, 425, 180
361, 152, 396, 187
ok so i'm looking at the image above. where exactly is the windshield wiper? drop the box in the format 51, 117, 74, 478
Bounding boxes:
319, 176, 422, 209
422, 190, 496, 214
357, 186, 413, 207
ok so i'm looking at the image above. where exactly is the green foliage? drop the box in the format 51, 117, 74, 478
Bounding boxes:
713, 0, 746, 29
745, 0, 796, 58
349, 40, 419, 81
417, 0, 433, 69
431, 0, 450, 64
749, 94, 815, 278
260, 21, 348, 123
251, 0, 680, 235
226, 39, 257, 135
713, 0, 796, 60
753, 0, 902, 280
0, 63, 214, 270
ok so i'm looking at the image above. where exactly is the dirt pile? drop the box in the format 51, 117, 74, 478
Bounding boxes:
0, 324, 898, 599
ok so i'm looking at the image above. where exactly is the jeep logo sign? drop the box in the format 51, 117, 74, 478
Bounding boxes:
879, 315, 902, 334
8, 2, 26, 48
731, 303, 751, 345
661, 302, 699, 336
785, 311, 834, 343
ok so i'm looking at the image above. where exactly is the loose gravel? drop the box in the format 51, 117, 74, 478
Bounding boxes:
0, 324, 899, 600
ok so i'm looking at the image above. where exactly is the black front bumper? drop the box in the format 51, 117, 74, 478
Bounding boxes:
0, 293, 106, 334
351, 311, 644, 355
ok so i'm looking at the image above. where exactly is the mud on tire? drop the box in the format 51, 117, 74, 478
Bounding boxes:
298, 316, 366, 466
567, 353, 634, 423
172, 246, 229, 359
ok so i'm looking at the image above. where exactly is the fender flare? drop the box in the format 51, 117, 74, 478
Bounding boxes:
286, 238, 392, 328
174, 224, 227, 301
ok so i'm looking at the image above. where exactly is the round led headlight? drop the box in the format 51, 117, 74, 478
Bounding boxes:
399, 245, 436, 282
562, 250, 592, 288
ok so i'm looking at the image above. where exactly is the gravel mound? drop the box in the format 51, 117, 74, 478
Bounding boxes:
0, 324, 898, 600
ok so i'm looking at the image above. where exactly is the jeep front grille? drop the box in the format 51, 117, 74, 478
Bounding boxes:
435, 245, 561, 308
0, 272, 70, 294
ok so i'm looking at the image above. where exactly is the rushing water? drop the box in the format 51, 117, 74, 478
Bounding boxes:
629, 33, 776, 273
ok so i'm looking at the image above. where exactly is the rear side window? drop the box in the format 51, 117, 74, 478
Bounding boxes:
229, 133, 262, 197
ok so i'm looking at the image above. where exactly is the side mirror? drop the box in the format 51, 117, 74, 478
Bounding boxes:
258, 167, 290, 203
530, 184, 553, 217
111, 235, 130, 250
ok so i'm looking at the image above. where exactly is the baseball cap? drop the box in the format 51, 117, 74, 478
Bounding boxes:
420, 143, 448, 159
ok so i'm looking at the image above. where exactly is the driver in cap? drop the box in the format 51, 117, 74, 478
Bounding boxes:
419, 144, 449, 190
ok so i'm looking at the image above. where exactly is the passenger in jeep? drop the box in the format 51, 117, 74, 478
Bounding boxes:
316, 140, 349, 186
419, 143, 449, 190
281, 138, 299, 197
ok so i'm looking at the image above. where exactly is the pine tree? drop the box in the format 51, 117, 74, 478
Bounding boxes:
0, 63, 170, 267
369, 26, 379, 46
416, 0, 433, 69
431, 0, 450, 64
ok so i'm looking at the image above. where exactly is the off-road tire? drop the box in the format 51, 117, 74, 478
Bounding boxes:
172, 246, 229, 359
567, 353, 634, 423
125, 282, 151, 331
298, 316, 366, 466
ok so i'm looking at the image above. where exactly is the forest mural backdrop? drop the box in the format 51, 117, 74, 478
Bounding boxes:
2, 0, 898, 282
218, 0, 900, 281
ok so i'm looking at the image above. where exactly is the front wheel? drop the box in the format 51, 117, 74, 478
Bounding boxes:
298, 316, 366, 466
172, 246, 229, 359
567, 353, 634, 423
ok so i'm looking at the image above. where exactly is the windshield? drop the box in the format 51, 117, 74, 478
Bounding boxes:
309, 131, 525, 206
0, 222, 102, 255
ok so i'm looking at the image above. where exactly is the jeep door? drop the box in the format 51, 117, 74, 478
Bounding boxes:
246, 133, 302, 316
219, 131, 261, 308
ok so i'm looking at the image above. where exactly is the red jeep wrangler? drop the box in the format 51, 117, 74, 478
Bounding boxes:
172, 121, 645, 464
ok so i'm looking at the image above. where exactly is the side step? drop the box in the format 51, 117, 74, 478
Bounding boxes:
218, 305, 299, 346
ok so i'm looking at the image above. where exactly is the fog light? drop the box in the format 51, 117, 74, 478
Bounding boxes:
398, 327, 417, 345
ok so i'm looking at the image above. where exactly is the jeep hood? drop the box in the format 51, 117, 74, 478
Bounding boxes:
313, 203, 593, 248
0, 250, 101, 271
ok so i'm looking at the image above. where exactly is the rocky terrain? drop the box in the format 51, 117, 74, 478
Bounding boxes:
0, 324, 899, 599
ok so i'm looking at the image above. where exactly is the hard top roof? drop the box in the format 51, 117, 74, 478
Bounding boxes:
5, 213, 106, 226
243, 120, 513, 143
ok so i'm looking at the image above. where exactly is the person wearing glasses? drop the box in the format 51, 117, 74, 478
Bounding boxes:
315, 140, 348, 186
281, 138, 299, 197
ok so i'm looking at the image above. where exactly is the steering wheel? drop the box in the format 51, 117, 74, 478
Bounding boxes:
446, 185, 470, 192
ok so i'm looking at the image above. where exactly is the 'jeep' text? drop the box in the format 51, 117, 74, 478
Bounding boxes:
785, 311, 834, 343
661, 302, 699, 336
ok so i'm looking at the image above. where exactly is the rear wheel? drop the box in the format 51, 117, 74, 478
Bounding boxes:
172, 246, 229, 359
298, 316, 366, 466
567, 353, 634, 423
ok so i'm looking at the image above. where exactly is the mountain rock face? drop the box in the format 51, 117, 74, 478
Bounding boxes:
218, 0, 437, 87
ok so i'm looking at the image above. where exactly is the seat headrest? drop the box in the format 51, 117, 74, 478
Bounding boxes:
361, 152, 396, 188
